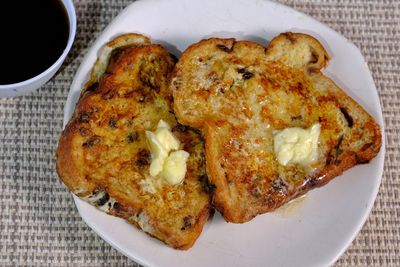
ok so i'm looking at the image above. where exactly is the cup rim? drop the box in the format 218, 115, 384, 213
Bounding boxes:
0, 0, 77, 89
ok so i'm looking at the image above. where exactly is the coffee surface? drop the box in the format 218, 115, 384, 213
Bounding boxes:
0, 0, 69, 85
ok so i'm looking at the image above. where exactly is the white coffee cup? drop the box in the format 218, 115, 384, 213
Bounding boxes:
0, 0, 76, 98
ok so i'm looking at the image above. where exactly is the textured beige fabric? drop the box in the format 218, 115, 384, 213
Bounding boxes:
0, 0, 398, 266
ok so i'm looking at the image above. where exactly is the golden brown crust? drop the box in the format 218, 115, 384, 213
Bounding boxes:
56, 123, 97, 196
56, 34, 212, 249
266, 32, 330, 70
171, 32, 382, 223
84, 33, 151, 93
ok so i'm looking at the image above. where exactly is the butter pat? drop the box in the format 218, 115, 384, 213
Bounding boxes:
146, 120, 189, 185
274, 123, 320, 166
154, 120, 180, 151
146, 131, 168, 176
160, 150, 190, 185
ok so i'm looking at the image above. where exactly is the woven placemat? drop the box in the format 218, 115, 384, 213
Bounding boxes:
0, 0, 398, 266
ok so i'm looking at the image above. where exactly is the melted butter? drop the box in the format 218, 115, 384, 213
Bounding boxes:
274, 123, 320, 166
160, 150, 189, 185
145, 120, 189, 185
275, 194, 307, 217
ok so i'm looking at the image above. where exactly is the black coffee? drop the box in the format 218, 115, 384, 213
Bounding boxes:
0, 0, 70, 85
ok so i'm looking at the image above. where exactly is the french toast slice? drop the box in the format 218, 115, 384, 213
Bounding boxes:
56, 34, 212, 249
171, 32, 381, 223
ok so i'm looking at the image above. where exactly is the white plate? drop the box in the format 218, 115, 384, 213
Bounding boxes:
64, 0, 385, 266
